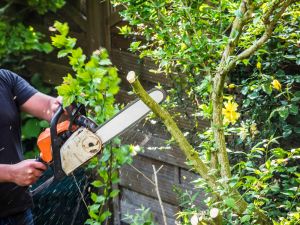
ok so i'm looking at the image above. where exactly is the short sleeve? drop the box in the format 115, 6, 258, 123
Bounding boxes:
0, 69, 38, 106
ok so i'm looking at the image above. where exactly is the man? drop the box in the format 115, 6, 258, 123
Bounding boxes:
0, 69, 62, 225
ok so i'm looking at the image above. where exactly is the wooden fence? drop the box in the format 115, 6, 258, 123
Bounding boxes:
24, 0, 207, 224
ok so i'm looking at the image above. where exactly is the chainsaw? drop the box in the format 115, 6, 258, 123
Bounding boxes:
31, 89, 165, 195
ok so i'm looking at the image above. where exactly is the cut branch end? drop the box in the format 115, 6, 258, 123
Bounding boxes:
127, 71, 136, 83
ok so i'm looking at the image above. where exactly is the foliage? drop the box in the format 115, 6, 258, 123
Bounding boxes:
112, 0, 299, 224
0, 0, 65, 69
50, 21, 134, 224
27, 0, 65, 14
123, 206, 157, 225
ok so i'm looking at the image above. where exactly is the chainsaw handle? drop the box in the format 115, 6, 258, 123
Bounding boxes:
50, 105, 66, 179
50, 104, 64, 136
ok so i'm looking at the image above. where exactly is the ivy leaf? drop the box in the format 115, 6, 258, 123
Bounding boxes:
262, 84, 272, 95
57, 49, 69, 58
289, 104, 298, 115
99, 58, 112, 66
91, 180, 103, 188
241, 215, 251, 223
278, 107, 289, 120
130, 41, 141, 52
109, 189, 120, 198
224, 198, 236, 209
99, 210, 112, 222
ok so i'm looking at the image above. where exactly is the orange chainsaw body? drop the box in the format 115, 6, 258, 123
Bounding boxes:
37, 120, 76, 163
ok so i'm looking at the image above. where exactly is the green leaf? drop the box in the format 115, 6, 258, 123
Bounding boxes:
278, 107, 289, 120
89, 204, 100, 212
57, 49, 69, 58
91, 180, 103, 188
262, 84, 272, 95
91, 192, 98, 202
289, 104, 298, 115
41, 42, 53, 53
130, 41, 141, 52
22, 119, 42, 139
291, 91, 300, 102
294, 127, 300, 134
99, 210, 112, 222
272, 148, 288, 158
99, 58, 112, 66
241, 215, 251, 223
39, 120, 49, 128
109, 189, 120, 198
224, 198, 236, 209
54, 21, 69, 36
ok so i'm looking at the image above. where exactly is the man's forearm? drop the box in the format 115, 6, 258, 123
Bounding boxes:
20, 93, 62, 122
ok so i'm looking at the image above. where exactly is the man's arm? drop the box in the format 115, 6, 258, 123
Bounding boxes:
20, 92, 62, 122
0, 92, 61, 186
0, 160, 47, 186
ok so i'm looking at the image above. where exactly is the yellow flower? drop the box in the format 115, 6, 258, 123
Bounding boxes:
222, 100, 240, 125
180, 43, 187, 51
272, 79, 282, 91
250, 122, 259, 137
256, 62, 262, 70
228, 83, 236, 89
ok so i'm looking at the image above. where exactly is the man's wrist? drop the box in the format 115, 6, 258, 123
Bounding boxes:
0, 164, 15, 183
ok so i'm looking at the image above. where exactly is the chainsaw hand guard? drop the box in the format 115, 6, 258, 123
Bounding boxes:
37, 103, 99, 180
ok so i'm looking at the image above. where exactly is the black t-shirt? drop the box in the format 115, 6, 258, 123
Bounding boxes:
0, 69, 37, 218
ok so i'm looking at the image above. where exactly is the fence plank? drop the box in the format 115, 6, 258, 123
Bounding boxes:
26, 60, 71, 85
121, 127, 189, 169
120, 188, 178, 225
111, 49, 173, 86
60, 2, 88, 32
119, 155, 179, 205
180, 169, 207, 210
87, 0, 111, 53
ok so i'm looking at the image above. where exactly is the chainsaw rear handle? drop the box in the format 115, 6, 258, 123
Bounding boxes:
50, 104, 64, 142
50, 105, 67, 179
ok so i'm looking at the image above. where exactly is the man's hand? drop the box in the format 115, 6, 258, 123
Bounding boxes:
10, 159, 47, 186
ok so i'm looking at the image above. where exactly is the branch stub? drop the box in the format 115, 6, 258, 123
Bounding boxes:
127, 71, 136, 83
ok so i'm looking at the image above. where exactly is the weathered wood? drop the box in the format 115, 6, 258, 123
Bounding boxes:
121, 127, 190, 169
120, 188, 178, 225
180, 169, 207, 209
113, 183, 121, 225
87, 0, 111, 53
60, 2, 88, 32
111, 49, 173, 86
26, 60, 71, 85
109, 10, 122, 27
119, 155, 179, 205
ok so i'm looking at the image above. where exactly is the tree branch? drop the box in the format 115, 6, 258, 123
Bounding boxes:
126, 72, 273, 224
152, 165, 168, 225
223, 0, 295, 74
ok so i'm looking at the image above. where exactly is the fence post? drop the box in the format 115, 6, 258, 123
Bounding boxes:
86, 0, 111, 54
